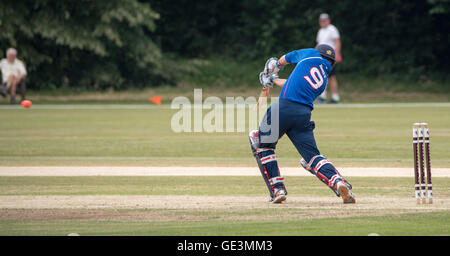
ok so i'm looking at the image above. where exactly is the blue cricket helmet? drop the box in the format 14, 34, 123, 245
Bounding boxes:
315, 44, 336, 65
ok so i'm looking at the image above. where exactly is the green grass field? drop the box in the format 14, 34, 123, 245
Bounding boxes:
2, 211, 449, 236
0, 104, 449, 235
0, 105, 449, 167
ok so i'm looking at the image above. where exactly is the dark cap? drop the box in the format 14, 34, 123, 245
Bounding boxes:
315, 44, 335, 66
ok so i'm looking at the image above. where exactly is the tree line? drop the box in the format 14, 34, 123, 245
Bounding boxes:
0, 0, 449, 90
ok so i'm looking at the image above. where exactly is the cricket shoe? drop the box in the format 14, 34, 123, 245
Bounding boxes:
271, 187, 287, 204
336, 181, 356, 204
326, 99, 341, 104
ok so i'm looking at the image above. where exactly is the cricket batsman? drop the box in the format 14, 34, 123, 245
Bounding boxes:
249, 44, 356, 204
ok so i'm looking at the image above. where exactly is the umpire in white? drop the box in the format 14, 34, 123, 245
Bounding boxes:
316, 13, 342, 103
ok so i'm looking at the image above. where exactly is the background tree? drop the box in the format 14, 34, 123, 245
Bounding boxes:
152, 0, 450, 79
1, 0, 449, 90
0, 0, 166, 90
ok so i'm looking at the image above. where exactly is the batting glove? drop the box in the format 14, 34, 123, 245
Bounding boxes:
264, 57, 284, 75
259, 72, 279, 88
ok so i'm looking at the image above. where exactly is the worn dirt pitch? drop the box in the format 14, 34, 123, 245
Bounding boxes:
0, 195, 450, 222
1, 194, 448, 210
0, 195, 448, 223
0, 166, 448, 224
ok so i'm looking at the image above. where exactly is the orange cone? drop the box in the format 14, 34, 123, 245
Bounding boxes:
150, 96, 162, 106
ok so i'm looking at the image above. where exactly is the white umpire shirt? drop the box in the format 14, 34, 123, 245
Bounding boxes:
0, 58, 27, 83
316, 24, 340, 49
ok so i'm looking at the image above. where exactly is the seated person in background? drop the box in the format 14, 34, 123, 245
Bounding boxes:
0, 48, 27, 104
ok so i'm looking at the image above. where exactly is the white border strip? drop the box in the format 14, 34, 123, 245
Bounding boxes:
0, 166, 449, 177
